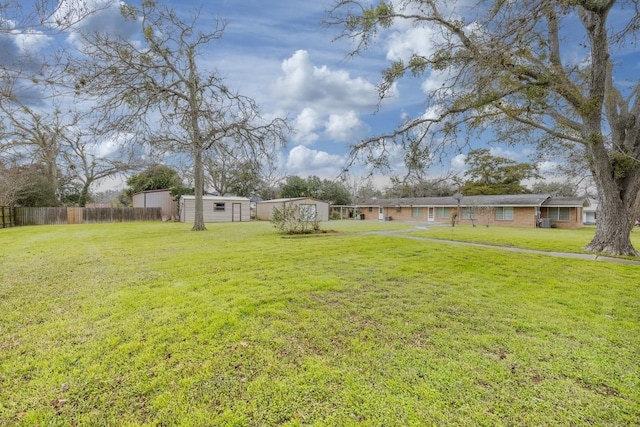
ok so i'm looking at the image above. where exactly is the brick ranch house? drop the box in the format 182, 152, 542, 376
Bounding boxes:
351, 194, 590, 229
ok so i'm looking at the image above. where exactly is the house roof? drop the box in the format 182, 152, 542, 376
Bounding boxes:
542, 197, 591, 207
358, 194, 589, 208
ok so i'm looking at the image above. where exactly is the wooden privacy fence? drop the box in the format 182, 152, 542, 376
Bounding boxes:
1, 206, 15, 229
13, 207, 162, 226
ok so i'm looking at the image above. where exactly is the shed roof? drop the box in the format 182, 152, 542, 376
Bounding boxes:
180, 195, 250, 202
258, 197, 328, 204
133, 188, 171, 196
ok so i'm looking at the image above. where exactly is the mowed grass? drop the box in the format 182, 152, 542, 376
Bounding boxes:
407, 223, 640, 255
0, 220, 638, 426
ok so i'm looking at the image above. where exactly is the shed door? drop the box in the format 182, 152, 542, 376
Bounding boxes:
232, 203, 242, 222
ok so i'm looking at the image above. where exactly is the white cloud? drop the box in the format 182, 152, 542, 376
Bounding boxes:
271, 50, 380, 112
386, 26, 438, 62
94, 132, 134, 157
450, 153, 466, 171
324, 111, 367, 142
13, 30, 51, 54
488, 146, 520, 160
292, 107, 321, 145
537, 160, 560, 174
54, 0, 139, 45
420, 105, 445, 121
285, 145, 345, 176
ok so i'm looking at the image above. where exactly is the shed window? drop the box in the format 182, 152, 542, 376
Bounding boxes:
436, 207, 450, 218
548, 207, 570, 221
495, 207, 514, 220
411, 207, 423, 218
214, 203, 225, 212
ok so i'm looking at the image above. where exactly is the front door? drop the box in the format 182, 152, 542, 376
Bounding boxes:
428, 207, 434, 222
378, 207, 384, 220
232, 203, 242, 222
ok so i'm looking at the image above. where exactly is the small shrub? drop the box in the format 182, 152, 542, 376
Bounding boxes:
272, 204, 321, 234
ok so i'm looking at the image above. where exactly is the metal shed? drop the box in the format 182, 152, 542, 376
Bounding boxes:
179, 195, 251, 223
256, 197, 330, 221
132, 189, 177, 220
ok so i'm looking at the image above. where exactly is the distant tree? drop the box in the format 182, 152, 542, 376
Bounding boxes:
0, 102, 135, 207
58, 117, 136, 207
384, 176, 455, 198
280, 175, 351, 205
93, 189, 127, 207
74, 1, 287, 231
0, 102, 63, 199
204, 142, 262, 197
317, 180, 351, 205
255, 155, 286, 200
460, 149, 539, 195
354, 181, 383, 202
124, 164, 183, 202
280, 176, 312, 199
12, 164, 59, 207
531, 182, 577, 197
0, 162, 29, 206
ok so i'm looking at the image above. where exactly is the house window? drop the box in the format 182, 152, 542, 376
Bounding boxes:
299, 204, 317, 221
495, 207, 514, 220
436, 207, 450, 218
368, 207, 373, 213
411, 207, 423, 218
461, 207, 476, 220
548, 207, 570, 221
214, 203, 225, 212
395, 206, 402, 213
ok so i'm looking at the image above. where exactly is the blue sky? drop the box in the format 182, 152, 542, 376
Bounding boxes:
4, 0, 640, 192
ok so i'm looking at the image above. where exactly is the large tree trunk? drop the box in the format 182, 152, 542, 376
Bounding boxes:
191, 147, 207, 231
585, 206, 637, 256
585, 140, 639, 256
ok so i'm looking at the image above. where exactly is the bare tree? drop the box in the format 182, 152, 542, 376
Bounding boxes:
59, 127, 137, 207
0, 160, 28, 206
0, 101, 135, 206
204, 141, 263, 197
328, 0, 640, 256
0, 100, 63, 195
72, 1, 288, 231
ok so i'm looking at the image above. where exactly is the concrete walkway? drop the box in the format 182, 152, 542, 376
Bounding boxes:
361, 229, 640, 266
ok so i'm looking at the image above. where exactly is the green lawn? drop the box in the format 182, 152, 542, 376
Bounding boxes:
406, 223, 640, 255
1, 221, 638, 426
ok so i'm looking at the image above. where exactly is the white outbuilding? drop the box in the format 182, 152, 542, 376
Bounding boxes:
256, 197, 330, 221
179, 195, 251, 223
